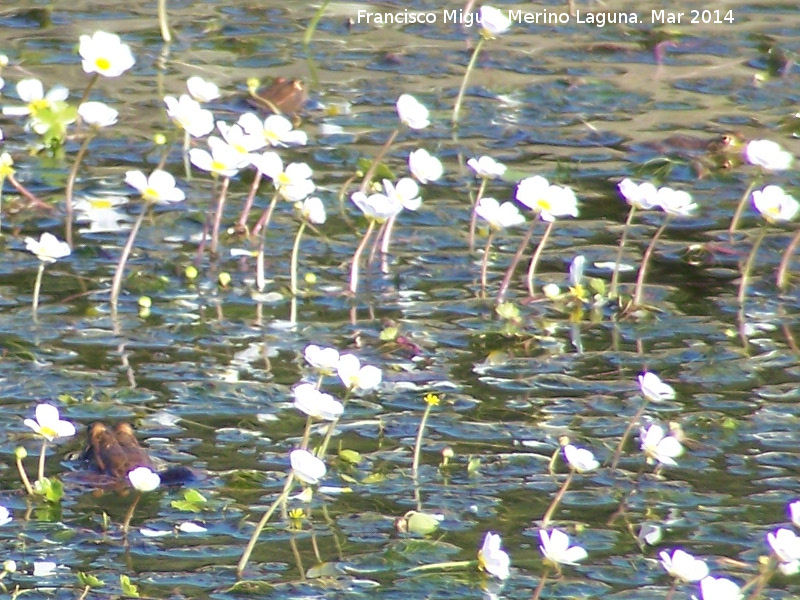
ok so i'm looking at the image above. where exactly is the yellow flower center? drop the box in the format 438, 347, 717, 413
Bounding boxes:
277, 172, 292, 186
95, 57, 111, 71
28, 98, 49, 117
90, 198, 113, 209
0, 164, 14, 179
143, 187, 159, 201
211, 160, 225, 173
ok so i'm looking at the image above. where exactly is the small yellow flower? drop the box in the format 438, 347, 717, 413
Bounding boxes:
289, 508, 304, 520
423, 393, 440, 407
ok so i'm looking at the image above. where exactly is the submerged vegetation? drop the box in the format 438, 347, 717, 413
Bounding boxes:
0, 2, 799, 600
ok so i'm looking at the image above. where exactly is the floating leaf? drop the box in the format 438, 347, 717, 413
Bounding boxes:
120, 575, 139, 598
77, 572, 104, 588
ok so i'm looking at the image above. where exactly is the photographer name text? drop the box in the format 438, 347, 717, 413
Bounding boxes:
355, 8, 735, 28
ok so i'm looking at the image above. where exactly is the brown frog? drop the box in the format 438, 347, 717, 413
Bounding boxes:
81, 422, 193, 485
246, 77, 307, 116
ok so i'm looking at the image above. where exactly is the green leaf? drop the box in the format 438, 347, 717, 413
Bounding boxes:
170, 500, 202, 513
227, 580, 274, 594
379, 326, 398, 341
34, 477, 63, 503
183, 489, 207, 504
120, 575, 139, 598
77, 572, 104, 588
361, 472, 386, 484
338, 449, 362, 464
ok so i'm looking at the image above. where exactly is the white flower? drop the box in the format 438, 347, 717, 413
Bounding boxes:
178, 521, 208, 533
539, 528, 588, 566
128, 466, 161, 492
238, 112, 307, 147
250, 152, 315, 200
74, 195, 129, 233
186, 76, 220, 103
478, 532, 510, 580
164, 94, 214, 138
383, 178, 421, 211
745, 139, 793, 171
351, 190, 403, 222
292, 383, 344, 421
752, 185, 799, 224
660, 549, 709, 583
337, 354, 382, 391
468, 156, 506, 179
24, 233, 71, 264
304, 345, 340, 373
563, 444, 599, 473
0, 506, 11, 527
768, 528, 800, 574
33, 561, 58, 578
125, 169, 185, 203
476, 197, 525, 230
290, 449, 326, 485
569, 255, 585, 289
638, 372, 676, 404
79, 31, 135, 77
396, 94, 430, 129
78, 101, 119, 128
2, 79, 69, 117
189, 137, 245, 178
693, 575, 742, 600
409, 149, 443, 184
298, 196, 326, 224
24, 404, 75, 441
480, 6, 511, 38
543, 283, 561, 299
618, 178, 659, 210
216, 121, 266, 156
640, 424, 683, 466
790, 500, 800, 529
656, 187, 697, 217
516, 175, 578, 222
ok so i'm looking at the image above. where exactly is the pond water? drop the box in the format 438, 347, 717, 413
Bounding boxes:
1, 0, 800, 598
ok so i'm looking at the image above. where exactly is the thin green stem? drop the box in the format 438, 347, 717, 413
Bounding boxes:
237, 472, 296, 577
77, 73, 99, 110
404, 559, 475, 574
777, 226, 800, 290
480, 230, 495, 297
359, 129, 399, 194
497, 217, 538, 303
299, 416, 313, 451
541, 469, 574, 528
468, 178, 488, 251
526, 219, 555, 297
122, 492, 141, 535
738, 225, 768, 306
453, 36, 486, 125
110, 201, 151, 313
530, 566, 550, 600
252, 190, 281, 238
610, 401, 649, 469
37, 439, 48, 483
610, 206, 637, 299
183, 130, 191, 180
64, 132, 95, 248
631, 216, 670, 308
317, 390, 351, 459
411, 403, 434, 479
16, 453, 34, 496
210, 176, 231, 255
729, 178, 758, 235
350, 219, 376, 294
158, 0, 172, 42
31, 262, 45, 321
303, 0, 330, 47
291, 221, 308, 297
238, 171, 263, 231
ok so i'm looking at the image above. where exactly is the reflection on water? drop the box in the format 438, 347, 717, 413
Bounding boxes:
0, 0, 800, 598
